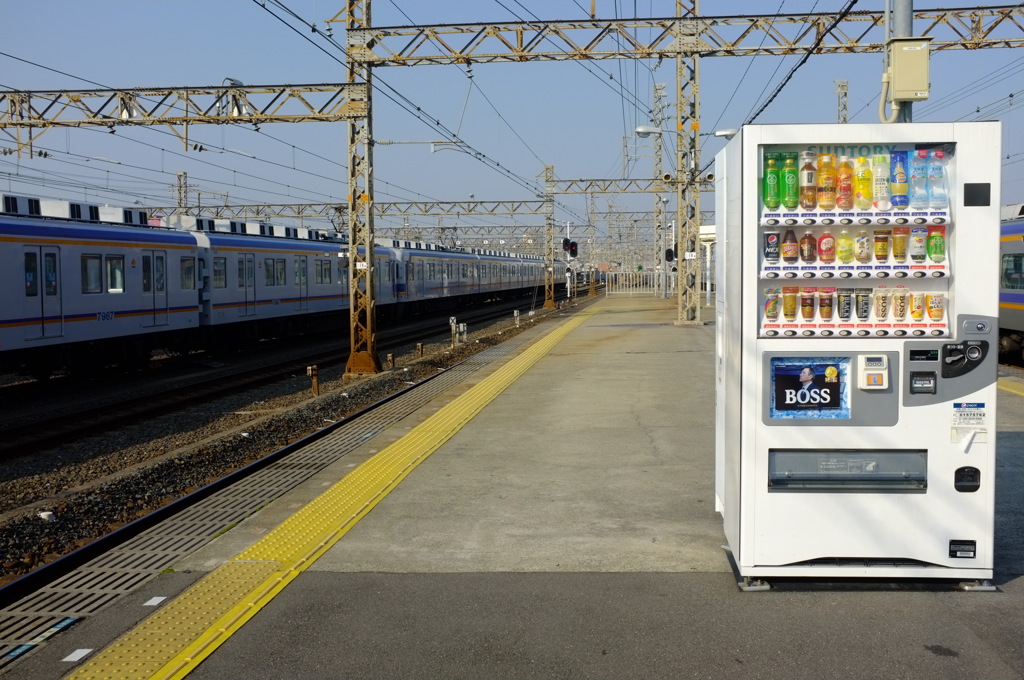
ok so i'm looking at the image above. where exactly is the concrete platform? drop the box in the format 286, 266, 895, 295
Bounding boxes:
10, 296, 1024, 680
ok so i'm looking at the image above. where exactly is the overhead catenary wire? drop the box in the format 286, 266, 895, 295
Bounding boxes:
256, 0, 590, 224
0, 42, 503, 219
742, 0, 860, 127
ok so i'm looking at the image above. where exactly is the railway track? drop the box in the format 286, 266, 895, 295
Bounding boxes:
0, 297, 556, 459
0, 297, 592, 619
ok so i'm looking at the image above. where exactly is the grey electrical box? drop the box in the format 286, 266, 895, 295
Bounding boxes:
888, 36, 932, 101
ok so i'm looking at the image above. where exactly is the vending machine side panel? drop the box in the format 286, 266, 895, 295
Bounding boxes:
715, 131, 747, 555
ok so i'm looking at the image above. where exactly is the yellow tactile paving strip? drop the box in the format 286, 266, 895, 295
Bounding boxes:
998, 377, 1024, 398
68, 306, 598, 680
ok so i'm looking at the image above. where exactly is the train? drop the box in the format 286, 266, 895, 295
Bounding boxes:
1000, 202, 1024, 362
1, 194, 548, 379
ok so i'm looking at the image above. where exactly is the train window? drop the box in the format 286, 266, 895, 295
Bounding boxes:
89, 206, 100, 221
81, 255, 102, 294
3, 196, 16, 213
275, 258, 286, 286
71, 204, 82, 220
180, 257, 196, 290
238, 258, 246, 287
44, 253, 57, 295
264, 258, 275, 285
27, 198, 40, 215
318, 260, 332, 284
213, 257, 227, 289
1002, 254, 1024, 290
106, 256, 125, 293
143, 256, 152, 292
24, 252, 38, 297
155, 255, 165, 292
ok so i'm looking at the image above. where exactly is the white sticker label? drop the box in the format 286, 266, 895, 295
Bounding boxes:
952, 402, 985, 427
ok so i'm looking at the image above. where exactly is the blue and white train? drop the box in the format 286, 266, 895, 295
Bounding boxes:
1, 194, 547, 378
1000, 203, 1024, 361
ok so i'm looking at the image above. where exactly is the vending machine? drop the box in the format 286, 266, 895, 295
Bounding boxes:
714, 122, 1000, 586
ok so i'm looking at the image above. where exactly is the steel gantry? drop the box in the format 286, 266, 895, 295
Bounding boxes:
3, 5, 1022, 361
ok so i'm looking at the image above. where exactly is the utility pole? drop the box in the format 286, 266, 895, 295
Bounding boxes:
835, 80, 849, 123
676, 0, 702, 325
893, 0, 914, 123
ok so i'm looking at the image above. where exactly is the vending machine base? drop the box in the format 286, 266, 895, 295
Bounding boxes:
725, 547, 996, 591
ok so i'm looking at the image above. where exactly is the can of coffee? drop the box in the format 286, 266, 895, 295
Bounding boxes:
818, 287, 835, 320
891, 288, 908, 320
763, 288, 780, 320
763, 231, 781, 264
837, 288, 853, 321
873, 288, 890, 320
855, 288, 872, 321
782, 286, 799, 321
800, 287, 817, 320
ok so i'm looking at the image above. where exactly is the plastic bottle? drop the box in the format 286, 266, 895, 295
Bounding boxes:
836, 229, 855, 263
799, 151, 817, 210
890, 151, 909, 208
835, 156, 854, 210
781, 229, 799, 264
909, 226, 928, 261
781, 153, 799, 209
872, 154, 891, 210
763, 153, 781, 209
929, 149, 949, 210
927, 224, 946, 263
800, 230, 817, 263
816, 154, 837, 210
854, 230, 872, 263
818, 230, 836, 263
909, 149, 930, 209
854, 156, 873, 210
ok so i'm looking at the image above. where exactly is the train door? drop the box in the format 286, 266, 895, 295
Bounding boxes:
240, 254, 256, 316
394, 260, 406, 298
141, 250, 168, 326
22, 246, 62, 339
295, 255, 308, 310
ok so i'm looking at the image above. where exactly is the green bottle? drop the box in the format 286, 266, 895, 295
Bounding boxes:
763, 153, 781, 210
781, 154, 799, 209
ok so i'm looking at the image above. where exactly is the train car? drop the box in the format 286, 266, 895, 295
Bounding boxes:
1, 196, 202, 378
999, 203, 1024, 361
198, 231, 348, 346
391, 243, 545, 313
1, 195, 547, 377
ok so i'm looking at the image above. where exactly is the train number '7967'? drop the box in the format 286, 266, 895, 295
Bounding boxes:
97, 311, 116, 322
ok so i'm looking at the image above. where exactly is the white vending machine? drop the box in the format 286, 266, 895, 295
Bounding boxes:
715, 122, 1001, 586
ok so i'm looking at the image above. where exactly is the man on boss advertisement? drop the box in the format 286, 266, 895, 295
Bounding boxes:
770, 358, 850, 419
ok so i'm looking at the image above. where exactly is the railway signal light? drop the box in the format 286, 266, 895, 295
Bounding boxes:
569, 241, 578, 258
562, 237, 571, 252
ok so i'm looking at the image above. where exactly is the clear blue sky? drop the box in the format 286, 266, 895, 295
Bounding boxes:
1, 1, 1021, 234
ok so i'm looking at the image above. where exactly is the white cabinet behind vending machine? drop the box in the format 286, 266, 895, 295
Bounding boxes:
715, 122, 1000, 586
